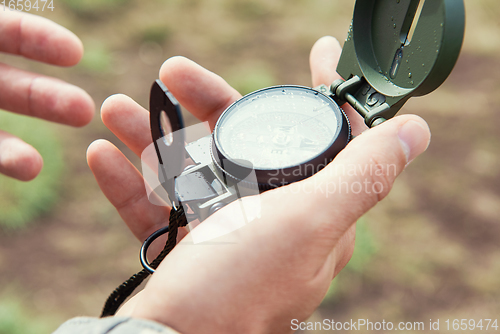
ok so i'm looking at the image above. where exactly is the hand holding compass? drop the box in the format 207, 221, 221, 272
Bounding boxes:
89, 0, 463, 331
89, 38, 431, 333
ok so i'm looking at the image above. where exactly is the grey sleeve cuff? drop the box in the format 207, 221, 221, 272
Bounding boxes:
53, 316, 181, 334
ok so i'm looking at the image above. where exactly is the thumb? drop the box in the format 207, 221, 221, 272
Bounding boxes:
273, 115, 431, 251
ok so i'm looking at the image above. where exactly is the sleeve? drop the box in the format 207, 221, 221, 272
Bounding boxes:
52, 316, 181, 334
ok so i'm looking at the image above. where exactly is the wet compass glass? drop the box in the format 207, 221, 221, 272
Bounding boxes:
212, 86, 350, 188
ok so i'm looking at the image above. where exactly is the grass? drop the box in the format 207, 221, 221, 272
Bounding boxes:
59, 0, 132, 19
78, 43, 112, 73
225, 63, 278, 96
0, 111, 64, 230
139, 24, 173, 44
227, 0, 275, 20
0, 298, 55, 334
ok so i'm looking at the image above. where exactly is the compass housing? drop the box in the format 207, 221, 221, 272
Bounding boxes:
335, 0, 465, 124
211, 85, 350, 189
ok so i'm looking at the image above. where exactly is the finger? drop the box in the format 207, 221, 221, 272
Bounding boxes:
331, 224, 356, 278
0, 129, 42, 181
271, 115, 431, 260
309, 36, 367, 135
0, 63, 95, 126
116, 291, 144, 317
0, 11, 83, 66
310, 36, 343, 88
159, 56, 241, 130
101, 94, 152, 157
87, 139, 170, 242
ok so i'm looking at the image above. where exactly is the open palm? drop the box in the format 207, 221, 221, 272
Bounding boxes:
87, 36, 431, 334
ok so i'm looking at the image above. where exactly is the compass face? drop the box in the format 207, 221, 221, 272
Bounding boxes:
214, 86, 345, 171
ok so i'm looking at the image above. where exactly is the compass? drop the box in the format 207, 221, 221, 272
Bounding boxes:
212, 86, 350, 188
149, 0, 465, 222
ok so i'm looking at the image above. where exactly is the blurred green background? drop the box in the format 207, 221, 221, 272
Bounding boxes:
0, 0, 499, 333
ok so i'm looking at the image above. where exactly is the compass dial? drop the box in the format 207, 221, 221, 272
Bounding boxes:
212, 86, 350, 187
215, 86, 344, 169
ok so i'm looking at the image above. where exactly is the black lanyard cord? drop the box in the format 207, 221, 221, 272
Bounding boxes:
100, 205, 188, 317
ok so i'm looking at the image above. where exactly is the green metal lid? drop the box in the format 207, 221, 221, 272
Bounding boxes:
336, 0, 465, 123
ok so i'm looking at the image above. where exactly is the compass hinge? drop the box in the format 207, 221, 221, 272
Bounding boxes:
316, 76, 390, 128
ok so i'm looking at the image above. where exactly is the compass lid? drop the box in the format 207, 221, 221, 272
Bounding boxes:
336, 0, 465, 122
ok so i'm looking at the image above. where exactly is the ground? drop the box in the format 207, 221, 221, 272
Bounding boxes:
0, 0, 499, 333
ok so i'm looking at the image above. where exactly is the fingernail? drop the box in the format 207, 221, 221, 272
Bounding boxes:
398, 120, 431, 164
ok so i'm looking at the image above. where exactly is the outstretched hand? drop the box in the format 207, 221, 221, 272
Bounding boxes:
88, 36, 430, 334
0, 11, 94, 181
